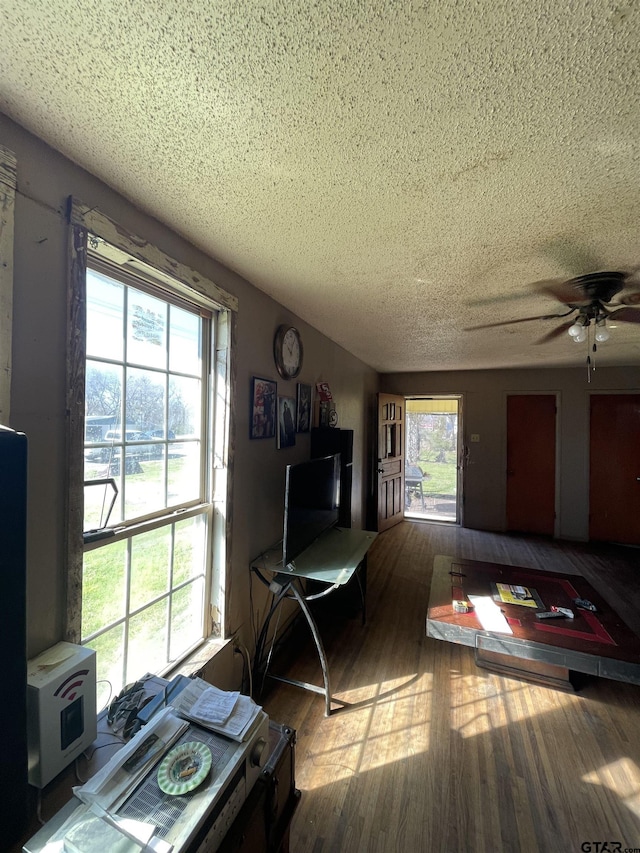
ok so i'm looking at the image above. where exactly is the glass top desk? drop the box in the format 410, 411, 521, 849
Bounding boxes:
251, 527, 377, 715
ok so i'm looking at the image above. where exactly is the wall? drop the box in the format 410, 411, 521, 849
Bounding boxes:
380, 366, 640, 540
0, 113, 378, 662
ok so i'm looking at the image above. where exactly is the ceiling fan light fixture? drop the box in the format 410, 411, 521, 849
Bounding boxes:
594, 320, 610, 342
568, 319, 587, 340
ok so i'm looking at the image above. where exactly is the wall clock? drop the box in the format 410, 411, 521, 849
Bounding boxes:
273, 325, 303, 379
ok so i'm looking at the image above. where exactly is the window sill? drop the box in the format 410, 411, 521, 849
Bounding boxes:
164, 635, 238, 690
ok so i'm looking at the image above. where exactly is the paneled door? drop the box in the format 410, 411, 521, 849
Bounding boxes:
506, 394, 556, 536
589, 394, 640, 545
377, 393, 405, 531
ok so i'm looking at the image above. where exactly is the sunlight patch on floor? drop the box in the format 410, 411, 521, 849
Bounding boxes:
582, 758, 640, 818
297, 673, 434, 789
334, 671, 427, 707
448, 668, 577, 738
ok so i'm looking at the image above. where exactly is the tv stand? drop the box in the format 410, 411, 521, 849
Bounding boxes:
251, 527, 377, 715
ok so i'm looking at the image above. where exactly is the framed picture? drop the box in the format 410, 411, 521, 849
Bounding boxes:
316, 400, 330, 428
277, 395, 296, 448
250, 377, 277, 439
296, 383, 312, 433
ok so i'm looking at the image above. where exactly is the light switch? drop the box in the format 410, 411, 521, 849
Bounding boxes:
471, 434, 480, 442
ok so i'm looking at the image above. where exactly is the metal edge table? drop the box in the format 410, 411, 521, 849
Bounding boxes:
251, 527, 377, 715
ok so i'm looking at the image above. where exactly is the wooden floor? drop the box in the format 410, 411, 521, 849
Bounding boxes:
261, 521, 640, 853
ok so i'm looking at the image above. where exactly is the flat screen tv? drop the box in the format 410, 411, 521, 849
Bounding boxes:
283, 453, 341, 567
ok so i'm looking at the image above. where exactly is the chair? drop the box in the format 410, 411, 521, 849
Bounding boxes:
405, 464, 425, 509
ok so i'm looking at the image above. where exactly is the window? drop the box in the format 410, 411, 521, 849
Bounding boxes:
67, 202, 237, 707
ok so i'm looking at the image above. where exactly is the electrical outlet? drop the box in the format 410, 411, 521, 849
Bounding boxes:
471, 434, 480, 442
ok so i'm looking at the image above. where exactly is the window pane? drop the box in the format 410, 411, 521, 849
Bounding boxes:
126, 367, 166, 434
127, 599, 169, 684
173, 515, 207, 586
169, 376, 201, 438
120, 452, 153, 519
130, 527, 171, 612
123, 452, 165, 518
168, 442, 202, 504
127, 288, 167, 369
85, 362, 122, 441
170, 580, 204, 659
86, 270, 124, 361
84, 362, 124, 529
169, 304, 202, 376
82, 540, 127, 638
85, 625, 125, 712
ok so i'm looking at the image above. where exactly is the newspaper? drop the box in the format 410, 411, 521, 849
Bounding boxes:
169, 678, 261, 742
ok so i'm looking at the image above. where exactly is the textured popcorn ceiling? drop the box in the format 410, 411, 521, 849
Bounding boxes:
2, 1, 640, 372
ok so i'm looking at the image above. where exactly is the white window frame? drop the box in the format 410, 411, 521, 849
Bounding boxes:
65, 199, 238, 668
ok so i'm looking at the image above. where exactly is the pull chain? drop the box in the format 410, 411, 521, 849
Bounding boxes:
586, 323, 597, 383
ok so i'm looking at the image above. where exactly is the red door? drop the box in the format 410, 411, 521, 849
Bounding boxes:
506, 395, 556, 536
589, 394, 640, 545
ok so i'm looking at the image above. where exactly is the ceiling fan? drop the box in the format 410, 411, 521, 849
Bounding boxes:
465, 270, 640, 345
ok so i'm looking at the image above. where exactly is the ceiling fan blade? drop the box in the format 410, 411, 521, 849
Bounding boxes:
467, 291, 534, 307
534, 321, 575, 345
608, 307, 640, 324
464, 312, 572, 331
532, 278, 591, 306
620, 290, 640, 306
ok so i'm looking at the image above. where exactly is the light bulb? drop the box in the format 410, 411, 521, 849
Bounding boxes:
574, 328, 587, 343
568, 322, 583, 338
595, 322, 610, 342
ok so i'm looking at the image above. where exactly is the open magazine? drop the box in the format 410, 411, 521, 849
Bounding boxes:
492, 582, 543, 609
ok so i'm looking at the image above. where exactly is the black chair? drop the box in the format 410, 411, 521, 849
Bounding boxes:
405, 464, 425, 509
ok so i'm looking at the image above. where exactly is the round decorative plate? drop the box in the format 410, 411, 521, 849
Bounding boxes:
157, 741, 212, 795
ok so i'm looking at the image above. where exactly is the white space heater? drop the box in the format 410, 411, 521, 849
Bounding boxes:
27, 641, 97, 788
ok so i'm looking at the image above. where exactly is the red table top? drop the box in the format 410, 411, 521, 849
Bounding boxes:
428, 555, 640, 664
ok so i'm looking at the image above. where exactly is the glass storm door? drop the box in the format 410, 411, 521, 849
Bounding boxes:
405, 397, 461, 523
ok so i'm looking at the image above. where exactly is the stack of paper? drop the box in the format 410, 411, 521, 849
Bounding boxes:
169, 678, 262, 742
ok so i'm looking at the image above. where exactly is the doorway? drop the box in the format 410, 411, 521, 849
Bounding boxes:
405, 397, 461, 523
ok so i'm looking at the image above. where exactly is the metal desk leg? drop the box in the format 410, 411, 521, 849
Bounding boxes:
264, 579, 334, 716
253, 582, 291, 695
251, 571, 355, 715
288, 581, 333, 716
354, 558, 366, 625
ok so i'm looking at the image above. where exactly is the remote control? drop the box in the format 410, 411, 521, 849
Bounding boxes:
550, 606, 574, 619
574, 597, 597, 612
535, 610, 564, 619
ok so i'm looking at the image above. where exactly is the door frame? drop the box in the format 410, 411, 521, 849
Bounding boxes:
405, 394, 464, 525
502, 390, 562, 538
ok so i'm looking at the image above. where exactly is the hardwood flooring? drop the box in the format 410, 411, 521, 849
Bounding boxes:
261, 522, 640, 853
